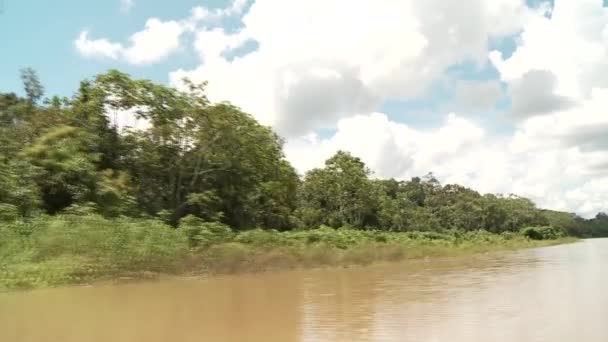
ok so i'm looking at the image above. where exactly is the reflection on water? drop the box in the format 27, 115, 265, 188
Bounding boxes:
1, 239, 607, 342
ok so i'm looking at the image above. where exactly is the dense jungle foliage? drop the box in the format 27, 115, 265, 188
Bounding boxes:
1, 69, 605, 236
0, 69, 604, 288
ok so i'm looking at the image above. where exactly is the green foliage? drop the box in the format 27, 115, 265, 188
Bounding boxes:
1, 69, 299, 229
92, 71, 299, 228
540, 210, 608, 238
178, 215, 233, 248
0, 159, 40, 216
0, 215, 188, 289
580, 213, 608, 237
297, 151, 378, 228
0, 204, 20, 221
0, 216, 575, 289
0, 68, 594, 289
23, 125, 100, 213
197, 226, 572, 274
20, 67, 44, 104
521, 226, 564, 240
1, 68, 600, 235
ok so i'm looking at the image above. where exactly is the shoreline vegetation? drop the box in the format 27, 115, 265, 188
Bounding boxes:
0, 215, 576, 290
0, 69, 603, 290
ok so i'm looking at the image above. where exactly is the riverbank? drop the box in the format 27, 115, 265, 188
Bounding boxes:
191, 229, 575, 275
0, 215, 576, 290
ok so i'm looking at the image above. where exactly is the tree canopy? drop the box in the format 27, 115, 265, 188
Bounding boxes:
1, 68, 606, 237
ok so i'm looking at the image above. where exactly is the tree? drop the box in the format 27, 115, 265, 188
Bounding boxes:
84, 70, 299, 228
0, 67, 594, 238
23, 125, 99, 213
20, 67, 44, 104
297, 151, 378, 228
0, 158, 40, 216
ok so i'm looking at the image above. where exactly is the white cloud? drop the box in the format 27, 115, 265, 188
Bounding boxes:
490, 0, 608, 100
74, 0, 608, 216
170, 0, 536, 137
106, 106, 151, 131
74, 31, 123, 59
189, 0, 249, 22
123, 18, 184, 64
170, 0, 608, 217
510, 88, 608, 155
74, 19, 185, 65
487, 0, 608, 216
75, 0, 250, 64
508, 69, 575, 118
285, 113, 489, 185
453, 80, 503, 111
285, 112, 608, 218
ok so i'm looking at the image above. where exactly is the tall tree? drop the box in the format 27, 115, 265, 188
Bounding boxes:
20, 67, 44, 104
298, 151, 378, 228
85, 70, 299, 228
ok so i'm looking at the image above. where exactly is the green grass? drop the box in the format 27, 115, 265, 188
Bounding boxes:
194, 228, 575, 274
0, 215, 189, 290
0, 216, 576, 290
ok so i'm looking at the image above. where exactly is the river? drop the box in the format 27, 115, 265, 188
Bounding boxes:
1, 239, 607, 342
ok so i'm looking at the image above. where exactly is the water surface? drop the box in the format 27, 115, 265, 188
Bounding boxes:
1, 239, 607, 341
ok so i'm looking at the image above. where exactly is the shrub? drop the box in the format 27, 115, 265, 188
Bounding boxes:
0, 203, 19, 221
0, 214, 191, 289
501, 231, 516, 240
233, 228, 287, 246
406, 231, 454, 241
62, 202, 99, 216
521, 226, 563, 240
179, 215, 233, 248
0, 213, 572, 290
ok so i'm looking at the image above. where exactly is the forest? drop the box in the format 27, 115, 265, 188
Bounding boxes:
1, 69, 606, 288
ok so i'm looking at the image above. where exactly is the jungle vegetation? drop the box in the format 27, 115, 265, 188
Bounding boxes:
0, 69, 602, 288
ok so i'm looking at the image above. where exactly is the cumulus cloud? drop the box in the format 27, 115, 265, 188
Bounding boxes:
76, 0, 538, 133
123, 18, 184, 64
285, 113, 419, 179
489, 0, 608, 99
76, 0, 251, 64
74, 0, 608, 216
487, 0, 608, 216
285, 112, 608, 218
74, 31, 123, 59
511, 88, 608, 153
285, 113, 489, 182
188, 0, 249, 23
285, 3, 608, 218
74, 18, 185, 65
453, 80, 503, 111
170, 0, 538, 137
496, 1, 608, 176
273, 63, 381, 136
508, 69, 575, 118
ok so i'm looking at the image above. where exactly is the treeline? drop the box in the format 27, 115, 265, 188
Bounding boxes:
1, 69, 607, 237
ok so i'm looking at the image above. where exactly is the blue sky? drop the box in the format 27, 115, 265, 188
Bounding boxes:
1, 0, 218, 96
3, 0, 608, 216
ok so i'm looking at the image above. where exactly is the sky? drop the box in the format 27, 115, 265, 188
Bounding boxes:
2, 0, 608, 218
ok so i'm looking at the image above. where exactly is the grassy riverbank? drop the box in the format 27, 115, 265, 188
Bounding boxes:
0, 215, 575, 290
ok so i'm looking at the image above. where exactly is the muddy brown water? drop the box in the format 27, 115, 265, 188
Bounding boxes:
1, 239, 607, 342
